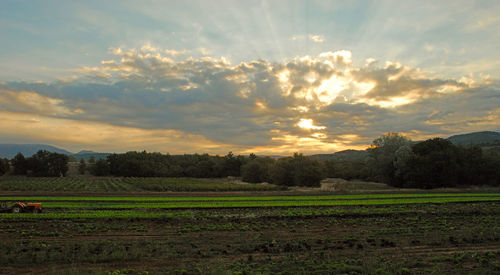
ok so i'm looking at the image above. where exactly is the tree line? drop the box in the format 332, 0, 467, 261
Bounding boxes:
84, 151, 323, 187
2, 150, 324, 187
3, 150, 69, 177
323, 133, 500, 188
2, 133, 500, 189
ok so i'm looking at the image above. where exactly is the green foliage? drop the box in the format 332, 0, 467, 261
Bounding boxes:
321, 132, 500, 189
11, 153, 28, 175
78, 159, 87, 175
91, 159, 111, 176
241, 157, 274, 183
392, 138, 500, 188
0, 193, 500, 219
25, 150, 69, 177
270, 153, 324, 187
0, 158, 9, 175
104, 151, 246, 178
0, 177, 285, 192
410, 138, 461, 188
323, 159, 369, 180
0, 201, 497, 274
1, 193, 499, 216
367, 133, 412, 183
223, 151, 244, 177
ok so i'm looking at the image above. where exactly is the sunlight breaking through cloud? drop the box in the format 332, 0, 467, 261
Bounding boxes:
0, 44, 496, 154
297, 119, 326, 130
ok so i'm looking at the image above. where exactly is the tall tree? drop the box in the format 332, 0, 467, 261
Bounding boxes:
11, 153, 28, 175
78, 159, 87, 175
0, 158, 10, 175
241, 157, 274, 183
270, 153, 324, 187
367, 133, 412, 183
27, 150, 69, 177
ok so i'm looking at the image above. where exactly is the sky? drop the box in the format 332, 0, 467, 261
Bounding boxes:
0, 0, 499, 155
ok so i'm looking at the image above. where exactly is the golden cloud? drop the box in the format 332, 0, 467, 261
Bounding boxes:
0, 110, 232, 154
0, 89, 81, 116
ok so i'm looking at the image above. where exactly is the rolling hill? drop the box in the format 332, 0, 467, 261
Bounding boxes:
0, 144, 73, 159
447, 131, 500, 145
2, 130, 499, 160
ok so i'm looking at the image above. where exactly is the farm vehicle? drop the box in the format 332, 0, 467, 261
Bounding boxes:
0, 202, 43, 213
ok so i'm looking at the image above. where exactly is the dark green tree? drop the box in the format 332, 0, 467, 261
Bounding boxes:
27, 150, 69, 177
92, 159, 110, 176
0, 158, 9, 175
241, 157, 274, 183
223, 152, 243, 177
367, 133, 412, 183
78, 159, 87, 175
402, 138, 460, 188
11, 153, 28, 175
270, 153, 324, 187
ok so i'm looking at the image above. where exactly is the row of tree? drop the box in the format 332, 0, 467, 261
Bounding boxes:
3, 133, 500, 188
6, 150, 69, 177
323, 133, 500, 188
76, 151, 324, 187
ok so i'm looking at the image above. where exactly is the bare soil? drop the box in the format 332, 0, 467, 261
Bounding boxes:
0, 202, 499, 274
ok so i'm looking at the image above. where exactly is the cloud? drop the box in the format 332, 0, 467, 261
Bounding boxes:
0, 45, 498, 154
164, 49, 190, 56
0, 110, 232, 154
309, 34, 325, 43
292, 34, 325, 43
351, 61, 466, 107
0, 89, 82, 116
463, 16, 500, 32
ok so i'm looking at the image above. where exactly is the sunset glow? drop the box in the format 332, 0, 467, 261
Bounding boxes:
0, 1, 499, 155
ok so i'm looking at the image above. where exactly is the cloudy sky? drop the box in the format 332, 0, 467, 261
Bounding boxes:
1, 0, 499, 155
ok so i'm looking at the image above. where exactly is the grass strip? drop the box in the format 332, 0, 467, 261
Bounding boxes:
2, 193, 499, 203
15, 196, 500, 209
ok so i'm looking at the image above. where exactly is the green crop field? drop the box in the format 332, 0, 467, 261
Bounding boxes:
0, 176, 286, 192
1, 193, 499, 213
0, 178, 499, 274
2, 192, 499, 201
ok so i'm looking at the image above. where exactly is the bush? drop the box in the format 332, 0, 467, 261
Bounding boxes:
25, 150, 69, 177
241, 157, 274, 183
270, 153, 324, 187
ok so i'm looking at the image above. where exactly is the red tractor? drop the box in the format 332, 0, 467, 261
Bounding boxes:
0, 202, 43, 213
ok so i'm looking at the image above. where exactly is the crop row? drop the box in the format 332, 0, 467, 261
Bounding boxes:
2, 193, 499, 203
2, 196, 499, 210
0, 177, 284, 192
0, 205, 445, 220
1, 201, 498, 220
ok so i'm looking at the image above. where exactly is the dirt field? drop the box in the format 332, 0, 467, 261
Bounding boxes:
0, 200, 499, 274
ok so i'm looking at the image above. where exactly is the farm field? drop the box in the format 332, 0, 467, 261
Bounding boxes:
0, 193, 500, 213
0, 178, 499, 274
0, 177, 286, 193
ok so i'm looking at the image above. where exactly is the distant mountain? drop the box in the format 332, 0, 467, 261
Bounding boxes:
310, 131, 500, 161
75, 150, 96, 155
0, 144, 73, 159
2, 130, 499, 161
447, 131, 500, 145
310, 149, 368, 161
